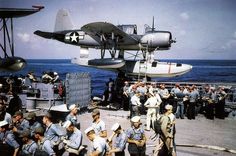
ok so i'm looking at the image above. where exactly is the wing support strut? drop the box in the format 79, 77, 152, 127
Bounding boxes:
0, 17, 15, 58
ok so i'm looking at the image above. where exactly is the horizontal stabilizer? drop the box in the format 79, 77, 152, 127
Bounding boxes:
34, 30, 55, 39
34, 30, 66, 41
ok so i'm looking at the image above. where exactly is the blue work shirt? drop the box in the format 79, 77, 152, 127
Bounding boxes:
38, 138, 55, 156
189, 90, 199, 103
15, 119, 30, 135
0, 130, 20, 149
21, 140, 38, 155
44, 123, 66, 145
114, 131, 127, 151
66, 128, 82, 149
66, 114, 79, 126
126, 126, 144, 141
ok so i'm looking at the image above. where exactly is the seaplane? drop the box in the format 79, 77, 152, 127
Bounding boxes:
0, 5, 44, 71
35, 9, 192, 78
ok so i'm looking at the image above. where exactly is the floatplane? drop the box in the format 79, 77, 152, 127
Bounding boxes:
0, 6, 44, 71
35, 9, 192, 78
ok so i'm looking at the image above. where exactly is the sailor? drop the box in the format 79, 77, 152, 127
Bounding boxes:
122, 81, 130, 111
107, 78, 114, 104
167, 105, 177, 156
126, 116, 146, 156
175, 87, 186, 119
0, 101, 11, 123
108, 123, 127, 156
34, 126, 56, 156
158, 105, 175, 156
205, 87, 216, 120
215, 87, 227, 119
42, 72, 53, 84
137, 82, 147, 114
154, 89, 162, 118
27, 71, 37, 82
170, 84, 181, 95
7, 93, 22, 116
26, 112, 42, 137
144, 92, 161, 131
84, 126, 110, 156
52, 72, 59, 83
43, 112, 66, 149
19, 130, 38, 156
186, 86, 199, 120
159, 84, 170, 114
128, 83, 137, 118
0, 120, 20, 156
66, 104, 80, 129
91, 109, 107, 138
130, 91, 142, 117
62, 121, 83, 156
11, 111, 30, 137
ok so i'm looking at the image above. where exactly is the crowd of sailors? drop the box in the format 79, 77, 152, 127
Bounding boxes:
0, 74, 230, 156
1, 97, 153, 156
0, 71, 60, 94
105, 80, 228, 120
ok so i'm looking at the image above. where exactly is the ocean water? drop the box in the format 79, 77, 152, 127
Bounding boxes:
1, 59, 236, 96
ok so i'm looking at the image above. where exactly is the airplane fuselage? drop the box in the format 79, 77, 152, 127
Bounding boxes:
62, 30, 172, 51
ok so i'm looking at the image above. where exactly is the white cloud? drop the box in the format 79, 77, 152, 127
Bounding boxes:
180, 12, 189, 20
17, 33, 30, 43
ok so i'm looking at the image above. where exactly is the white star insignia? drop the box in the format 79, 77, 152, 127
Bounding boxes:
70, 32, 78, 42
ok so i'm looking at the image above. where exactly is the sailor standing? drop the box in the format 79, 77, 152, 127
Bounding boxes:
122, 81, 130, 111
130, 91, 142, 117
126, 116, 146, 156
144, 92, 161, 131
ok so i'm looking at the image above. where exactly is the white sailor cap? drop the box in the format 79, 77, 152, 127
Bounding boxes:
0, 120, 8, 127
69, 104, 77, 111
131, 116, 141, 123
84, 127, 94, 135
63, 120, 72, 129
111, 123, 120, 131
165, 104, 173, 110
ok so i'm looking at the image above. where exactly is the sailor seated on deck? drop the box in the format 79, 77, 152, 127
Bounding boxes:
42, 72, 53, 84
42, 112, 66, 153
62, 121, 86, 156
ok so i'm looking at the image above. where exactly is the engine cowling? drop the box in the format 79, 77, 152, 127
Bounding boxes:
140, 31, 173, 51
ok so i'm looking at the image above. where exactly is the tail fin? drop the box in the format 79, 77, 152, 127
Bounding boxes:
54, 9, 74, 32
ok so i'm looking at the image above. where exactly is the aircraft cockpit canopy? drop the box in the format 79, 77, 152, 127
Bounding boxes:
118, 24, 137, 35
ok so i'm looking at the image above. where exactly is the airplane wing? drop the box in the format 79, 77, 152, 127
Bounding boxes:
81, 22, 138, 45
0, 8, 42, 18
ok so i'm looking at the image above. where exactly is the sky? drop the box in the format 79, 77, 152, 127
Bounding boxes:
1, 0, 236, 60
